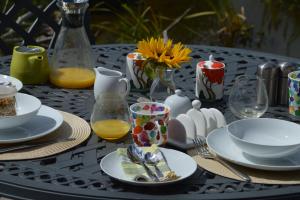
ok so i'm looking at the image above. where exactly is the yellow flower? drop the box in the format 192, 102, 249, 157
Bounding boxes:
165, 43, 192, 68
136, 37, 191, 69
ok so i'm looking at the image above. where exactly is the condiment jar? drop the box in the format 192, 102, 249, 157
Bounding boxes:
278, 62, 298, 105
257, 62, 280, 106
164, 89, 192, 118
0, 85, 17, 116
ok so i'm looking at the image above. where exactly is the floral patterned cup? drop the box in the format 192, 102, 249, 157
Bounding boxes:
195, 55, 225, 101
288, 71, 300, 117
129, 102, 170, 146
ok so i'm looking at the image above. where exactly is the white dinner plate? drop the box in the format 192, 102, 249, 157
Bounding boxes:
207, 127, 300, 171
0, 74, 23, 91
100, 147, 197, 186
0, 105, 63, 143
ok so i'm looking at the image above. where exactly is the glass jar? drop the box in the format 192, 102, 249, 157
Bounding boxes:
50, 0, 95, 89
90, 92, 131, 141
150, 68, 176, 102
0, 85, 17, 116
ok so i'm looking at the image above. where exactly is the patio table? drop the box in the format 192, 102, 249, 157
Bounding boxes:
0, 44, 300, 200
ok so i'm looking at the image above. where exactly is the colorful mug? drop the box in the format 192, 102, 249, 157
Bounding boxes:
288, 70, 300, 117
195, 55, 225, 101
129, 102, 170, 146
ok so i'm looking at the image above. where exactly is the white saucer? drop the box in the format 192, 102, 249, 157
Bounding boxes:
207, 127, 300, 171
0, 74, 23, 91
0, 105, 63, 143
100, 147, 197, 186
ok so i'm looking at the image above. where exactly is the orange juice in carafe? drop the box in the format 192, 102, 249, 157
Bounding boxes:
49, 67, 95, 88
91, 119, 131, 140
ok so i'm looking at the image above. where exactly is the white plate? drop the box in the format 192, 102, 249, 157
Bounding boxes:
0, 105, 63, 143
0, 74, 23, 91
100, 147, 197, 186
207, 127, 300, 171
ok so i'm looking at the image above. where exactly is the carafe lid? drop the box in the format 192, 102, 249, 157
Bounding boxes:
57, 0, 88, 14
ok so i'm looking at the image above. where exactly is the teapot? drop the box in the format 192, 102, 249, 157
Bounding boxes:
94, 67, 130, 99
10, 46, 49, 84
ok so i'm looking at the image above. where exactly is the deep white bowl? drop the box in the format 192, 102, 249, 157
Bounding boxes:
0, 93, 41, 129
228, 118, 300, 158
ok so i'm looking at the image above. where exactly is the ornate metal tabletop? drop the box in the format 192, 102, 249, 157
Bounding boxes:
0, 44, 300, 200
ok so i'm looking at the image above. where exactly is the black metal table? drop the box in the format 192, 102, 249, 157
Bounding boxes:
0, 44, 300, 200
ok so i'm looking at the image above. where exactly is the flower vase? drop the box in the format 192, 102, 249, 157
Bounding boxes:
150, 68, 176, 102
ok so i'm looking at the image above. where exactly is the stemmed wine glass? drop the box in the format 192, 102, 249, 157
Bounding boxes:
228, 75, 268, 119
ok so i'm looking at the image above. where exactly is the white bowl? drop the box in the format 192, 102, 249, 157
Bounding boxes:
0, 93, 41, 129
228, 118, 300, 158
0, 74, 23, 91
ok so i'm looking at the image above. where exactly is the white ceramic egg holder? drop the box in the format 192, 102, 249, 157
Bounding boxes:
167, 100, 227, 149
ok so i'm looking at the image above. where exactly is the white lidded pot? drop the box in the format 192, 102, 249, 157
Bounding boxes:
164, 89, 192, 118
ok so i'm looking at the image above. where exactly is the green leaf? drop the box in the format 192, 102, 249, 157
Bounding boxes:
184, 11, 216, 19
144, 62, 157, 80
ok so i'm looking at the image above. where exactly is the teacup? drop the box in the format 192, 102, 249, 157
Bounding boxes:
129, 102, 170, 146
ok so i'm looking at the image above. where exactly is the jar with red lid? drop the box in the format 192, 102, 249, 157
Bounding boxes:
195, 55, 225, 101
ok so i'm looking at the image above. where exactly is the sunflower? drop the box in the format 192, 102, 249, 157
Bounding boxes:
136, 37, 191, 69
164, 42, 192, 68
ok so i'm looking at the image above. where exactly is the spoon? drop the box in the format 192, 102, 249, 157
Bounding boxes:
144, 152, 164, 178
127, 144, 159, 182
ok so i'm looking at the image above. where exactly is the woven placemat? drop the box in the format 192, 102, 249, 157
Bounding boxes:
188, 149, 300, 184
0, 111, 91, 160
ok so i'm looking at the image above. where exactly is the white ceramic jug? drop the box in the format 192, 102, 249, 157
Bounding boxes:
94, 67, 130, 99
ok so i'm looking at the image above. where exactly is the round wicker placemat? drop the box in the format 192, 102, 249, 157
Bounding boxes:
0, 111, 91, 160
189, 149, 300, 184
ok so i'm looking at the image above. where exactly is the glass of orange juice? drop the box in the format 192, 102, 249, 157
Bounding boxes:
90, 92, 131, 141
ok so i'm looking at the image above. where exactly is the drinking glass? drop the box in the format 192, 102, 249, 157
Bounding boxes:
228, 75, 268, 119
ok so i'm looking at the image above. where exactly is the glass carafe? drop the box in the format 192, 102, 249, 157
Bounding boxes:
50, 0, 95, 89
90, 92, 131, 141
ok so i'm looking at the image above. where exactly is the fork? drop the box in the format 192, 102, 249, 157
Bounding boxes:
193, 136, 251, 182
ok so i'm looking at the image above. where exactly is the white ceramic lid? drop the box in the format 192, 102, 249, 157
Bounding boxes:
164, 89, 191, 118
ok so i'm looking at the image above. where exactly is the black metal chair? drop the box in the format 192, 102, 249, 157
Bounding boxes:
0, 0, 94, 55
